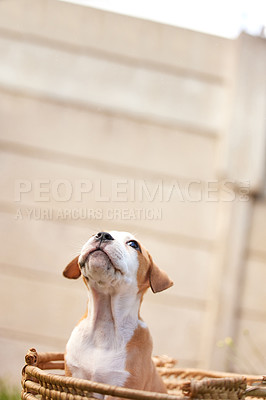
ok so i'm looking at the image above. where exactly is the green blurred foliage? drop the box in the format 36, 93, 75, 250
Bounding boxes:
0, 380, 20, 400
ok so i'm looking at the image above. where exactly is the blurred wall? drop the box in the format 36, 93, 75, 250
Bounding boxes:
0, 0, 266, 383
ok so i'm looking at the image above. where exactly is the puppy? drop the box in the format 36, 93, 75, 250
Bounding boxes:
63, 231, 173, 393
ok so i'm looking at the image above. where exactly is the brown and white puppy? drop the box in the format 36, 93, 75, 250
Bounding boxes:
63, 231, 173, 394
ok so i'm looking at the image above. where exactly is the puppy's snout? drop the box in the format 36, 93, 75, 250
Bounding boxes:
95, 232, 114, 242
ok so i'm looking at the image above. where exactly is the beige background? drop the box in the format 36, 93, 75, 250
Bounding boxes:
0, 0, 266, 383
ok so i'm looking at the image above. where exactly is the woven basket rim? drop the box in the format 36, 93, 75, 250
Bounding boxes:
21, 348, 266, 400
23, 349, 263, 382
23, 364, 182, 400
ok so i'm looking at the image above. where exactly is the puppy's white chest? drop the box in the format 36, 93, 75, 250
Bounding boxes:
66, 324, 130, 387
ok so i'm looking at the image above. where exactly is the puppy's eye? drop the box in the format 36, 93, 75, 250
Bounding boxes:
127, 240, 141, 251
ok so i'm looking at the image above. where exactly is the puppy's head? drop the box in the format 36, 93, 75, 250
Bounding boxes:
63, 231, 173, 295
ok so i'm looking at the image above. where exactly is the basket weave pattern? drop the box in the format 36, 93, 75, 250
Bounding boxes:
21, 349, 266, 400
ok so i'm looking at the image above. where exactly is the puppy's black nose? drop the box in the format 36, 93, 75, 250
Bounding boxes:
95, 232, 114, 241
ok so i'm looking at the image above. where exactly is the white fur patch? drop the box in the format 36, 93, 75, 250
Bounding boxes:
66, 321, 130, 386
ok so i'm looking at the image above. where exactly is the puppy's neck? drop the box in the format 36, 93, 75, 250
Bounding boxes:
84, 284, 143, 345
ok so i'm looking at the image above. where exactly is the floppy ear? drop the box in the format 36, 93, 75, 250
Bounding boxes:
63, 256, 81, 279
149, 255, 173, 293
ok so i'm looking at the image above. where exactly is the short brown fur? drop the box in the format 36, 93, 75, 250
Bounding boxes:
63, 256, 80, 279
125, 325, 166, 392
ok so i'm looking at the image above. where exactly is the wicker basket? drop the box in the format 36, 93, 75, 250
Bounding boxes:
21, 349, 266, 400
